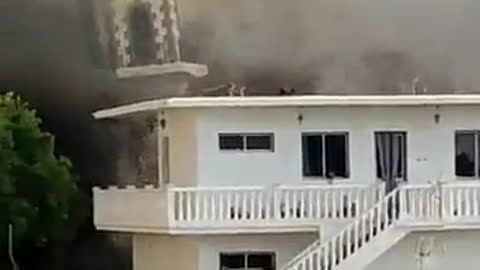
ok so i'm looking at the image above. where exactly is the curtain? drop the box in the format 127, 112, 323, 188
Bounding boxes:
376, 133, 402, 193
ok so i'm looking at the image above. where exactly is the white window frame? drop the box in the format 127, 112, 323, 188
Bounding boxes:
301, 132, 350, 180
218, 133, 275, 152
455, 130, 480, 179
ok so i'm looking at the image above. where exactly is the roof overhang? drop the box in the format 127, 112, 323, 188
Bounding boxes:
93, 94, 480, 119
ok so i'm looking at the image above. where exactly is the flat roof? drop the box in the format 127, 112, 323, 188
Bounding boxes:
93, 94, 480, 119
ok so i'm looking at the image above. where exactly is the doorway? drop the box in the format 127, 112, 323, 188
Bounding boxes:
375, 131, 407, 193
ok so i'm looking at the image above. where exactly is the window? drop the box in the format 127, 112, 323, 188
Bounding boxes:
455, 131, 480, 177
219, 133, 274, 152
219, 134, 244, 150
128, 2, 157, 65
220, 252, 275, 270
302, 133, 349, 178
375, 131, 407, 181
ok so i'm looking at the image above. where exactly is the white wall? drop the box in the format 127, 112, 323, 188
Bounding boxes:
133, 233, 317, 270
196, 107, 300, 186
132, 229, 480, 270
198, 233, 317, 270
367, 230, 480, 270
188, 105, 480, 186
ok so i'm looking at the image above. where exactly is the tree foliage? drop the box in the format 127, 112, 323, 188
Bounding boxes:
0, 92, 80, 250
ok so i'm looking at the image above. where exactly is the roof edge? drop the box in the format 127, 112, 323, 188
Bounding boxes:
93, 99, 169, 119
92, 94, 480, 119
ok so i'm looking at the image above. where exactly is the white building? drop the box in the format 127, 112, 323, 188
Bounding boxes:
94, 94, 480, 270
90, 1, 480, 269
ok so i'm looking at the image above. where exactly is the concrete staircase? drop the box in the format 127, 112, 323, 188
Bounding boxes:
335, 226, 409, 270
281, 189, 408, 270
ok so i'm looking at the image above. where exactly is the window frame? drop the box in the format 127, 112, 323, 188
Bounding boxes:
219, 252, 276, 270
218, 133, 275, 152
455, 130, 480, 179
301, 131, 350, 180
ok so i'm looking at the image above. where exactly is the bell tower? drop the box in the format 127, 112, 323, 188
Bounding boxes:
92, 0, 207, 82
111, 0, 180, 67
88, 0, 207, 185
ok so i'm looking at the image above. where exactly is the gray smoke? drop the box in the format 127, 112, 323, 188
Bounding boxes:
179, 0, 480, 94
0, 1, 138, 269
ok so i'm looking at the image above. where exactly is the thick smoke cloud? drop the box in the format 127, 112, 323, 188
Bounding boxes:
0, 0, 119, 188
0, 1, 129, 269
1, 0, 479, 268
179, 0, 480, 94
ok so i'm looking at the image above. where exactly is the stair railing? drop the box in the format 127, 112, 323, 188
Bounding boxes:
281, 188, 401, 270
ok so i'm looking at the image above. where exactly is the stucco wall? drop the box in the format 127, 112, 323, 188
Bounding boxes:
198, 233, 317, 270
167, 109, 198, 186
367, 230, 480, 270
189, 105, 480, 186
134, 234, 199, 270
94, 187, 170, 230
133, 233, 316, 270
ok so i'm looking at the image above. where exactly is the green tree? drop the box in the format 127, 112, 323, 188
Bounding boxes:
0, 92, 80, 253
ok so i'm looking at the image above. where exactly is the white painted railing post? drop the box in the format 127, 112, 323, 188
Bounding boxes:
167, 184, 176, 227
273, 184, 281, 220
399, 188, 407, 220
437, 181, 444, 220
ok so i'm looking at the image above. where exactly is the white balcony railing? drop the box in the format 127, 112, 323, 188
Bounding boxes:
442, 182, 480, 221
93, 182, 480, 233
399, 182, 480, 223
94, 183, 384, 232
169, 184, 384, 227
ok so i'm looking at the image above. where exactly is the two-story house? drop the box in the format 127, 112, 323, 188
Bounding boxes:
90, 0, 480, 269
94, 94, 480, 270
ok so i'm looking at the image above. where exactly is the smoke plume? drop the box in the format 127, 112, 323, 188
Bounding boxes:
2, 0, 480, 269
0, 1, 127, 269
179, 0, 480, 94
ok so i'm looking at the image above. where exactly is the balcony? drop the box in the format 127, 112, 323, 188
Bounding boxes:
281, 182, 480, 270
93, 184, 384, 234
398, 182, 480, 228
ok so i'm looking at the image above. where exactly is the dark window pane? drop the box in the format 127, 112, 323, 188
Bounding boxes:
247, 253, 275, 270
128, 3, 157, 65
375, 140, 382, 178
456, 132, 475, 177
395, 134, 406, 179
478, 134, 480, 177
220, 254, 245, 269
302, 135, 323, 177
325, 134, 348, 178
246, 134, 274, 151
219, 134, 244, 150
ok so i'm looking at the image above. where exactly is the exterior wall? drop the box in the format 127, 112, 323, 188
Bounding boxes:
134, 234, 199, 270
198, 233, 317, 270
367, 230, 480, 270
94, 187, 170, 231
133, 233, 316, 270
192, 105, 480, 186
196, 107, 300, 186
166, 109, 198, 186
